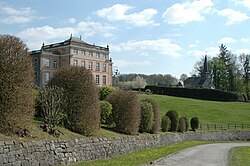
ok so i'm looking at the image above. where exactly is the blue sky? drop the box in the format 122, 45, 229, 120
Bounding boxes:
1, 0, 250, 78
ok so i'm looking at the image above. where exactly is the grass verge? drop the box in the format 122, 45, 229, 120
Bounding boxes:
70, 141, 210, 166
228, 146, 250, 166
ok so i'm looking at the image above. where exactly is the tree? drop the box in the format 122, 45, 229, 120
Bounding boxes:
48, 66, 100, 136
0, 35, 35, 135
180, 74, 188, 81
132, 76, 147, 88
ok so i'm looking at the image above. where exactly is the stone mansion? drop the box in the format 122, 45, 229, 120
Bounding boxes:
30, 36, 113, 87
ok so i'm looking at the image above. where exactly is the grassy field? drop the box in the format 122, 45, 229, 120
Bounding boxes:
139, 94, 250, 125
71, 141, 210, 166
228, 146, 250, 166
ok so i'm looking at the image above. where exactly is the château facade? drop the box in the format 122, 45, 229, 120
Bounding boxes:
30, 36, 113, 87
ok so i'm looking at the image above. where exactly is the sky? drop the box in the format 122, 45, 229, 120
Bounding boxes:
1, 0, 250, 78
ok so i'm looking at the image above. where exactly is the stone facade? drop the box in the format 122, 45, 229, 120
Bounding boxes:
0, 131, 249, 166
30, 36, 113, 87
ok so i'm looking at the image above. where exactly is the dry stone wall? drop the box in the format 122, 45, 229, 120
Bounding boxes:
0, 131, 249, 166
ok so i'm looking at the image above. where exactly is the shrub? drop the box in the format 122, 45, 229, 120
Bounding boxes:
145, 89, 152, 95
165, 110, 179, 132
107, 90, 141, 135
161, 116, 171, 132
183, 116, 189, 131
190, 117, 199, 131
100, 100, 112, 124
98, 86, 115, 100
0, 35, 35, 135
139, 101, 154, 133
48, 66, 100, 136
179, 117, 186, 133
141, 99, 161, 134
38, 86, 66, 132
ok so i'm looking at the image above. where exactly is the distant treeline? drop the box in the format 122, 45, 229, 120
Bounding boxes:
113, 73, 178, 86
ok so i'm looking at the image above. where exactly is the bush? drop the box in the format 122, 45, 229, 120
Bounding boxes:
139, 101, 154, 133
107, 90, 141, 135
98, 86, 115, 100
0, 35, 35, 135
161, 116, 171, 132
100, 100, 112, 124
38, 86, 66, 131
145, 89, 152, 95
190, 117, 199, 131
183, 116, 189, 131
141, 99, 161, 134
165, 110, 179, 132
179, 117, 186, 133
48, 66, 100, 136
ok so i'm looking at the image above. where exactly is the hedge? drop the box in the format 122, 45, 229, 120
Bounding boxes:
145, 85, 239, 101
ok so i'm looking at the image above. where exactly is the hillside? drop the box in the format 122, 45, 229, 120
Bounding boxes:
139, 94, 250, 125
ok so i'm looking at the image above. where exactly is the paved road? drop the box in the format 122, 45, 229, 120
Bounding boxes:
149, 143, 250, 166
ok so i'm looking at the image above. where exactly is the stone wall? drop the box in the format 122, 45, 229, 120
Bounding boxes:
0, 131, 249, 166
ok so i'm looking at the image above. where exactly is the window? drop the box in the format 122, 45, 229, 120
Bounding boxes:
102, 53, 106, 59
96, 63, 100, 71
82, 50, 85, 56
81, 61, 85, 67
53, 60, 58, 68
89, 51, 93, 57
102, 63, 106, 72
73, 48, 78, 55
103, 75, 106, 85
45, 72, 50, 83
96, 75, 100, 85
96, 53, 100, 58
89, 61, 93, 70
45, 58, 50, 67
73, 59, 78, 66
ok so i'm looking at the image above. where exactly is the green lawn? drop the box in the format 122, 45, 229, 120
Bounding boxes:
228, 146, 250, 166
139, 94, 250, 125
70, 141, 210, 166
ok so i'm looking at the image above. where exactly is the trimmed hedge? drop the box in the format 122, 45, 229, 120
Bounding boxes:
107, 90, 141, 135
165, 110, 179, 132
179, 117, 186, 133
48, 66, 100, 136
191, 117, 199, 131
145, 85, 239, 101
100, 101, 112, 124
0, 35, 35, 135
141, 99, 161, 134
161, 116, 171, 132
139, 101, 154, 133
98, 86, 115, 101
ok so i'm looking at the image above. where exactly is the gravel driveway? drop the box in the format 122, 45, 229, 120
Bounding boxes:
149, 142, 250, 166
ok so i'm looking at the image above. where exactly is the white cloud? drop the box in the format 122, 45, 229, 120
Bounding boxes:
18, 20, 116, 50
162, 0, 214, 24
68, 17, 76, 24
111, 39, 182, 57
235, 49, 250, 54
217, 37, 237, 44
241, 38, 250, 43
188, 47, 219, 57
217, 9, 249, 25
96, 4, 158, 27
0, 6, 33, 15
0, 6, 41, 24
113, 59, 151, 68
188, 40, 200, 48
230, 0, 250, 9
